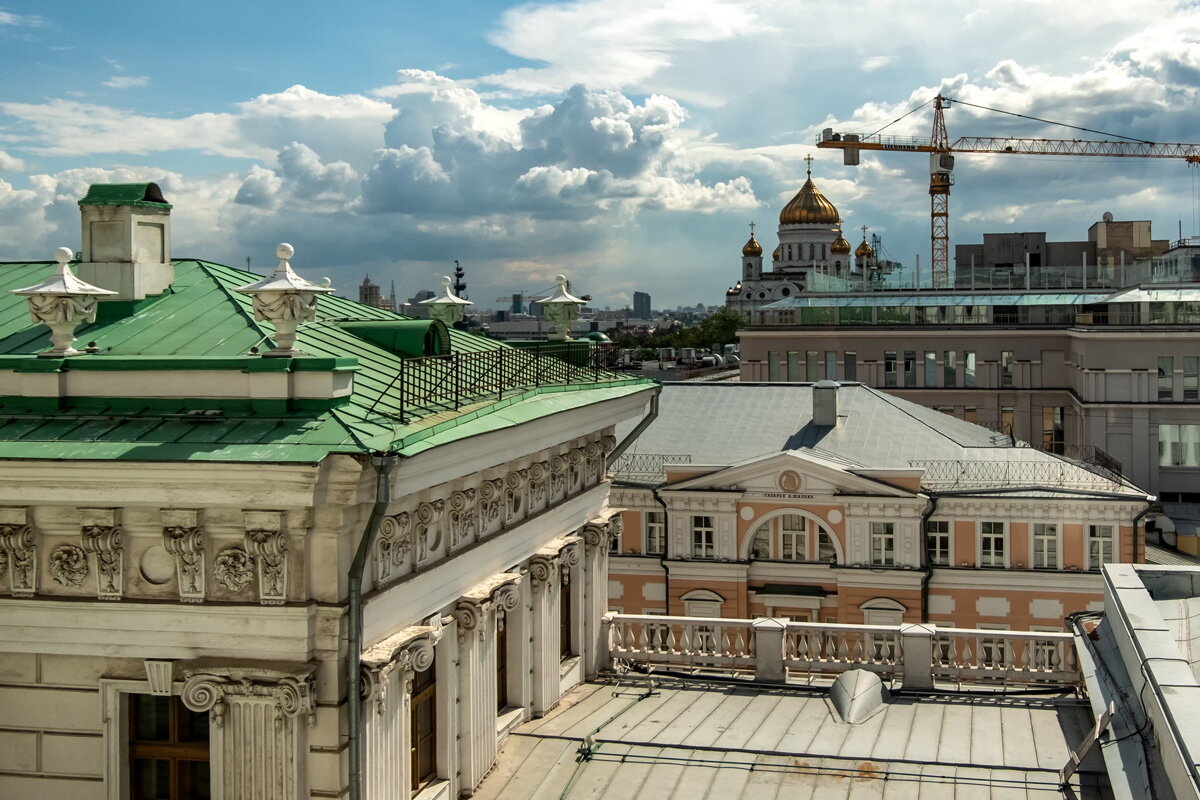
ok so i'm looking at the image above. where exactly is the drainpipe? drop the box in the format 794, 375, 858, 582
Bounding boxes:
651, 484, 671, 615
347, 451, 399, 800
607, 386, 661, 464
1132, 497, 1156, 564
919, 495, 940, 623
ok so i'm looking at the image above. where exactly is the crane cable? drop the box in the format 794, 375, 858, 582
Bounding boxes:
863, 98, 934, 139
943, 96, 1154, 144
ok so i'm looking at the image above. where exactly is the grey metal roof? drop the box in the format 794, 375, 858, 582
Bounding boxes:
475, 678, 1109, 799
613, 383, 1143, 496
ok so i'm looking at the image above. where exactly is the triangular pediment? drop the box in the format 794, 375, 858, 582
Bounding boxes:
665, 449, 918, 498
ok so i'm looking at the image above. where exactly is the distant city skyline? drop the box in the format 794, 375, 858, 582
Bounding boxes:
0, 1, 1198, 308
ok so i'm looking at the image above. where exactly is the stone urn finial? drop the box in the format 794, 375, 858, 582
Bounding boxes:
420, 275, 473, 326
12, 246, 117, 357
536, 274, 585, 341
234, 243, 334, 357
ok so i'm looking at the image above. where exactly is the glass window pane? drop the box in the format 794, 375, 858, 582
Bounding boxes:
965, 352, 976, 387
133, 758, 171, 800
845, 352, 857, 382
132, 695, 171, 742
925, 352, 936, 386
178, 761, 211, 800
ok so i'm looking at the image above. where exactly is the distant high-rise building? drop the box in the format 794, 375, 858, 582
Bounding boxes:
359, 276, 381, 307
632, 291, 651, 318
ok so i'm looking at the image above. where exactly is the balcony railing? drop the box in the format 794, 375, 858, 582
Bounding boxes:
369, 342, 632, 422
609, 453, 693, 483
909, 458, 1127, 493
603, 613, 1080, 687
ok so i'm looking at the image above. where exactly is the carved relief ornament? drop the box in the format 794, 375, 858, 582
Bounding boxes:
81, 524, 123, 600
213, 546, 254, 592
162, 525, 206, 603
49, 544, 88, 587
448, 489, 476, 552
244, 529, 289, 605
361, 628, 441, 715
374, 512, 412, 589
0, 521, 36, 596
182, 666, 316, 729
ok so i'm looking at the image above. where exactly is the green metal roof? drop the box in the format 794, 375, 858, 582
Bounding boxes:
0, 259, 655, 463
77, 182, 172, 209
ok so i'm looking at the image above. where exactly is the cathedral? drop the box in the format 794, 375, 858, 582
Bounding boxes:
726, 156, 874, 314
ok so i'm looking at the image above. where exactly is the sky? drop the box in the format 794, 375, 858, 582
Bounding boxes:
0, 1, 1198, 310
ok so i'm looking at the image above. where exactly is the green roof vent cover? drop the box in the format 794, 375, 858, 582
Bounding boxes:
78, 182, 172, 209
338, 319, 451, 358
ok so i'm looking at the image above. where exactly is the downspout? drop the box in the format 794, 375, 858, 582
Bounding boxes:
347, 451, 399, 800
607, 385, 661, 464
1132, 496, 1156, 564
919, 495, 939, 623
651, 484, 671, 615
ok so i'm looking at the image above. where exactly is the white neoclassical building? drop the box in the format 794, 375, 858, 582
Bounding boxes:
0, 184, 657, 800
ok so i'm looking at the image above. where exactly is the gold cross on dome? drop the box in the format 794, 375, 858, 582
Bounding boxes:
805, 154, 814, 174
749, 221, 755, 237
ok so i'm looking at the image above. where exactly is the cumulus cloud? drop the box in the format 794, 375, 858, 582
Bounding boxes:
0, 150, 25, 171
483, 0, 762, 94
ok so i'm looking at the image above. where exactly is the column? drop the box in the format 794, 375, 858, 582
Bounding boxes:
582, 514, 620, 678
181, 664, 316, 800
529, 552, 561, 717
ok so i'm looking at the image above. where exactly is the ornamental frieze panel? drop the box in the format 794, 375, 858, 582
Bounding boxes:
447, 489, 476, 553
244, 510, 289, 605
567, 448, 585, 493
80, 508, 123, 601
413, 500, 445, 567
504, 469, 528, 525
549, 455, 567, 501
213, 546, 254, 594
49, 544, 88, 587
529, 461, 550, 513
374, 512, 412, 589
584, 441, 603, 484
0, 513, 36, 597
162, 510, 206, 603
478, 479, 504, 537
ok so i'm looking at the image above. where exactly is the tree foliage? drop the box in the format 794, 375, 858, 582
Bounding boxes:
614, 307, 745, 354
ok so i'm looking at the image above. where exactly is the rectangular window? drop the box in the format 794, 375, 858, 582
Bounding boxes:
926, 520, 950, 566
1088, 524, 1115, 570
980, 521, 1006, 568
130, 695, 210, 800
965, 352, 976, 387
944, 350, 957, 387
1041, 407, 1064, 455
1159, 424, 1200, 467
1185, 356, 1199, 401
411, 661, 437, 791
645, 511, 665, 555
1159, 356, 1175, 400
904, 351, 917, 387
825, 351, 837, 381
786, 351, 800, 382
560, 576, 574, 659
806, 351, 819, 381
1032, 523, 1059, 569
924, 352, 936, 387
964, 407, 977, 424
780, 515, 807, 561
1000, 351, 1014, 387
691, 516, 715, 559
845, 351, 857, 382
1001, 406, 1015, 438
870, 522, 896, 566
884, 351, 897, 387
767, 351, 780, 382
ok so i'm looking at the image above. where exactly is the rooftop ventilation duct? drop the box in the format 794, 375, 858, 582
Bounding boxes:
829, 669, 889, 724
813, 380, 839, 426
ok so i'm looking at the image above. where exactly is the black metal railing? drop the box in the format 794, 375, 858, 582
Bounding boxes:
371, 342, 631, 422
910, 458, 1125, 493
610, 453, 693, 483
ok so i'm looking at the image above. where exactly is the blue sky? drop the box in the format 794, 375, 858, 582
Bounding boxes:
1, 1, 1199, 309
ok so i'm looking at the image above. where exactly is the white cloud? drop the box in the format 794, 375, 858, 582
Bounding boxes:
103, 75, 150, 89
0, 10, 44, 27
0, 150, 25, 170
483, 0, 762, 94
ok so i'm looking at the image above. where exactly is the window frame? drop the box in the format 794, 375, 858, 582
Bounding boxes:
1087, 524, 1116, 571
780, 514, 808, 562
979, 521, 1007, 568
925, 520, 951, 566
1031, 522, 1060, 570
128, 694, 211, 800
870, 521, 896, 566
644, 510, 666, 556
691, 515, 715, 559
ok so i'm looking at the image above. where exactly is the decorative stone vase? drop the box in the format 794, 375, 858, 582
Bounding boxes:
235, 244, 334, 357
11, 247, 116, 356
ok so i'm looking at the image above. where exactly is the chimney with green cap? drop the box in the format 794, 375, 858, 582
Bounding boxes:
76, 182, 174, 300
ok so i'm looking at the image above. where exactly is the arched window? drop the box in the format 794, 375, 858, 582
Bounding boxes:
749, 514, 808, 561
781, 287, 791, 297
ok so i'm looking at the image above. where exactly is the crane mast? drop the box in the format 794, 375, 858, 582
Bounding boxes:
816, 95, 1200, 290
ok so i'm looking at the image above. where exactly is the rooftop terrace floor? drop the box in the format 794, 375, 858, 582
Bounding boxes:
476, 676, 1111, 799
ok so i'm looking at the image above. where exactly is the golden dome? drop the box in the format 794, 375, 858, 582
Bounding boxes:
855, 237, 874, 258
830, 235, 851, 255
742, 235, 762, 257
779, 172, 840, 226
772, 245, 781, 260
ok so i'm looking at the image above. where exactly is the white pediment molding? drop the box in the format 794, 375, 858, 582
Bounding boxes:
664, 450, 916, 499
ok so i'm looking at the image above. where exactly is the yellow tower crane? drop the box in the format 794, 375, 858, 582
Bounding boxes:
816, 94, 1200, 289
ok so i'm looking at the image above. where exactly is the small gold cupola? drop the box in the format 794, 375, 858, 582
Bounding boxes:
831, 234, 852, 255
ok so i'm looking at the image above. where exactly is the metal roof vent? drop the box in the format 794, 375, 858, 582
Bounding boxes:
829, 669, 889, 724
813, 380, 839, 426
